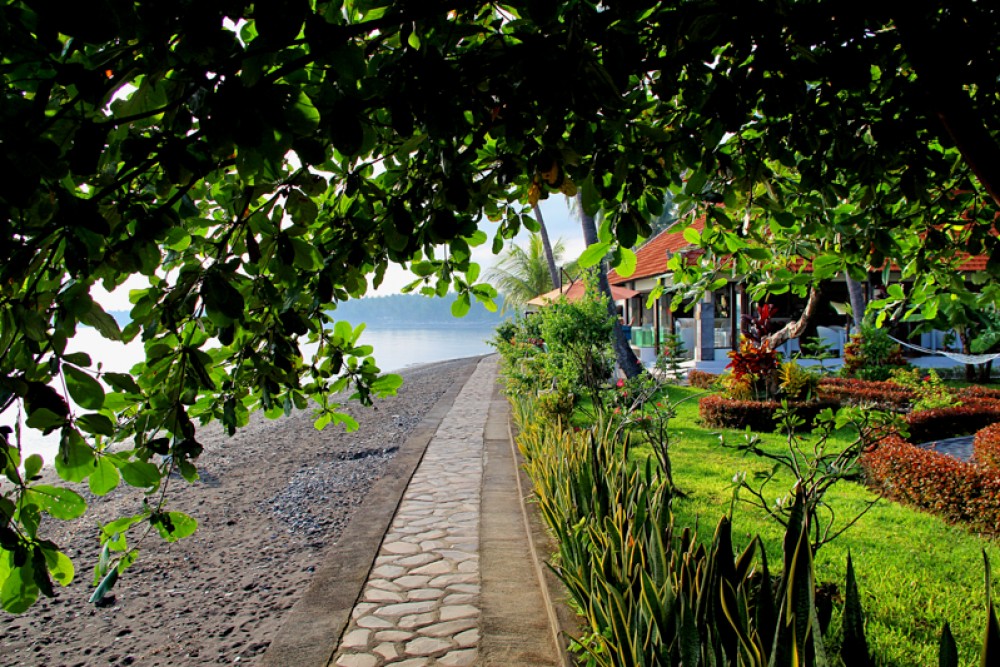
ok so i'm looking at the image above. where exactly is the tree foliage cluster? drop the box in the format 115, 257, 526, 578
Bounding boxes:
1, 0, 999, 611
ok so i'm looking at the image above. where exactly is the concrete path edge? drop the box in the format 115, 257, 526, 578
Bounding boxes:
497, 383, 580, 666
262, 356, 482, 667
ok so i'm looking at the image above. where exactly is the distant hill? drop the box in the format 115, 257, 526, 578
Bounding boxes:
330, 293, 508, 329
106, 293, 507, 331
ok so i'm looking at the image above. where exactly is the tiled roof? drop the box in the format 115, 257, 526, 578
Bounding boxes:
608, 215, 989, 282
959, 253, 988, 271
608, 216, 705, 285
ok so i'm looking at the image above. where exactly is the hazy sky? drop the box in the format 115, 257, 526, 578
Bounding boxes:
92, 195, 586, 311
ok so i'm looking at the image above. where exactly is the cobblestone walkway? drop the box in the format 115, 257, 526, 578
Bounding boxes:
919, 435, 974, 462
331, 359, 496, 667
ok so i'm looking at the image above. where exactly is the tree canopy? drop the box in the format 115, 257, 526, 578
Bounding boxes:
2, 0, 999, 612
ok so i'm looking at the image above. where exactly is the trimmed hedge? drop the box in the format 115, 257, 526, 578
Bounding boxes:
905, 403, 1000, 443
817, 377, 913, 409
957, 385, 1000, 402
698, 395, 840, 432
974, 423, 1000, 471
863, 435, 1000, 535
687, 370, 718, 389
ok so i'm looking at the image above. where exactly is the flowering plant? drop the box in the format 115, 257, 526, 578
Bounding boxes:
726, 304, 780, 399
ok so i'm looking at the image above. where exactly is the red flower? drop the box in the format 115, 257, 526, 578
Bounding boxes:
616, 379, 625, 388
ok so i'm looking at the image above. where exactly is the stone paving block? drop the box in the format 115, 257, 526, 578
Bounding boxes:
394, 575, 431, 589
363, 588, 404, 603
420, 618, 478, 637
438, 649, 478, 666
411, 560, 453, 576
373, 629, 414, 642
356, 615, 394, 630
376, 600, 437, 617
404, 636, 453, 656
439, 604, 478, 621
407, 587, 445, 601
340, 629, 371, 649
454, 628, 479, 648
335, 654, 378, 667
397, 611, 438, 629
370, 564, 406, 578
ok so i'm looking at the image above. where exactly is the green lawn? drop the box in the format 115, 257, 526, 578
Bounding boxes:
632, 385, 1000, 667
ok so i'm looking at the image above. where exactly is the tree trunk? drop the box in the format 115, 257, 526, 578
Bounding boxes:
576, 194, 644, 378
765, 287, 822, 349
533, 203, 561, 291
845, 274, 866, 332
959, 328, 977, 382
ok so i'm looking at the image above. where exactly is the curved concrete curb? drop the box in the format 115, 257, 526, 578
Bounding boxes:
262, 357, 481, 667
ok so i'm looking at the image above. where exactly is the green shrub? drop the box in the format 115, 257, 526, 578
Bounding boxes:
779, 361, 820, 401
841, 325, 909, 381
889, 368, 958, 412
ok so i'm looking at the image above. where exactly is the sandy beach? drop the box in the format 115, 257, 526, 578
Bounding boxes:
0, 357, 483, 667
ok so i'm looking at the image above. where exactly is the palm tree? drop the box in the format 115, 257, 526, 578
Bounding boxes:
487, 233, 571, 314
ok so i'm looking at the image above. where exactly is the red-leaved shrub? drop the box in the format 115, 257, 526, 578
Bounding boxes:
698, 395, 839, 432
957, 385, 1000, 402
687, 370, 718, 389
904, 403, 1000, 443
817, 377, 913, 409
863, 435, 1000, 535
974, 423, 1000, 471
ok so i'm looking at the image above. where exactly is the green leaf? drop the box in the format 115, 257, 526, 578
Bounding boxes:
25, 408, 67, 432
841, 551, 871, 666
81, 302, 122, 341
615, 247, 637, 277
119, 461, 161, 491
578, 241, 611, 269
451, 292, 471, 317
103, 372, 142, 394
55, 429, 96, 483
939, 622, 959, 667
1, 560, 39, 614
62, 351, 92, 367
151, 511, 198, 542
40, 546, 74, 587
88, 457, 120, 496
683, 226, 702, 245
63, 365, 105, 410
26, 485, 86, 520
983, 551, 1000, 667
370, 373, 403, 397
77, 413, 115, 437
407, 30, 421, 50
285, 90, 321, 135
89, 567, 119, 604
23, 454, 43, 481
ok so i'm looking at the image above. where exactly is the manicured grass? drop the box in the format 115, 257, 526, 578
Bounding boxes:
633, 385, 1000, 666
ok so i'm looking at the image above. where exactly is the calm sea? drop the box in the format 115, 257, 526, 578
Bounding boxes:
3, 325, 499, 464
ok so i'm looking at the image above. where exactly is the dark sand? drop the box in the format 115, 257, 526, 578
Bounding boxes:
0, 357, 481, 667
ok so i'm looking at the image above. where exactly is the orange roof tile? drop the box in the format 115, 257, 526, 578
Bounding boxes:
608, 217, 705, 285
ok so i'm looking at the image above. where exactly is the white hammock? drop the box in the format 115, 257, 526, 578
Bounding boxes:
889, 336, 1000, 366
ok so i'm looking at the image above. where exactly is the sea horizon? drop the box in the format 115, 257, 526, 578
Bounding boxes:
3, 324, 500, 465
